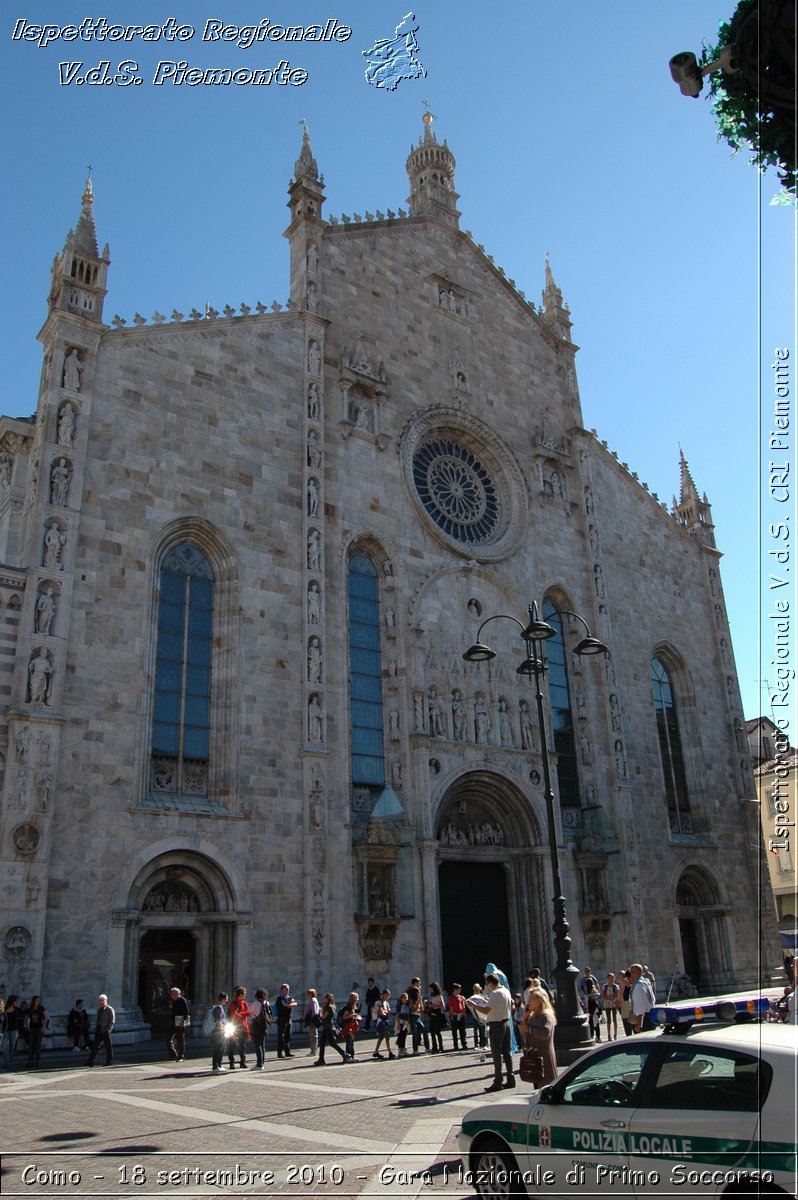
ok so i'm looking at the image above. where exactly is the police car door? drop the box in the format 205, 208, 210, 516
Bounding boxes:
528, 1044, 656, 1195
627, 1041, 764, 1196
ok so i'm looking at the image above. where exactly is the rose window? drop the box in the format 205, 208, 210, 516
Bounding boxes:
412, 439, 499, 544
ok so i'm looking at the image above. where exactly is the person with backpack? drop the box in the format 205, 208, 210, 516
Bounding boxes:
250, 988, 273, 1069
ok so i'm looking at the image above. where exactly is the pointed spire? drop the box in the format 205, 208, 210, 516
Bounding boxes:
294, 120, 320, 185
672, 448, 715, 548
678, 448, 700, 504
71, 177, 99, 257
540, 254, 572, 341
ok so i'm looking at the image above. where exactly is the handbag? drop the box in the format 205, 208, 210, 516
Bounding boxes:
519, 1048, 546, 1086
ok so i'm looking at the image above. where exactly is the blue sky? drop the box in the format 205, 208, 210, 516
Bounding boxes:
1, 2, 794, 721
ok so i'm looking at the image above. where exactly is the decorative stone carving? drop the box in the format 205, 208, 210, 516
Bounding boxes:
62, 349, 83, 392
389, 709, 400, 740
579, 734, 592, 765
610, 693, 621, 732
498, 698, 514, 746
27, 647, 54, 705
36, 731, 51, 765
43, 522, 66, 569
307, 340, 321, 375
306, 282, 319, 312
58, 404, 76, 447
308, 693, 323, 742
307, 637, 322, 683
28, 459, 38, 505
593, 564, 605, 597
35, 587, 56, 635
474, 693, 490, 743
50, 457, 71, 506
307, 477, 320, 516
308, 382, 320, 420
142, 883, 200, 912
3, 925, 32, 961
307, 580, 321, 624
307, 529, 321, 571
452, 348, 469, 391
14, 726, 31, 764
451, 688, 467, 740
414, 692, 425, 731
0, 454, 11, 488
13, 823, 39, 854
614, 739, 627, 779
306, 243, 319, 274
35, 772, 52, 811
439, 820, 505, 847
307, 430, 321, 469
427, 686, 446, 737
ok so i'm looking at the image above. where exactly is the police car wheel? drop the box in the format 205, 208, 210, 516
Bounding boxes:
471, 1137, 524, 1199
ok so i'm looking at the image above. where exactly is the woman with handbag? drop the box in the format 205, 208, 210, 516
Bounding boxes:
250, 988, 273, 1069
314, 993, 347, 1065
520, 988, 557, 1087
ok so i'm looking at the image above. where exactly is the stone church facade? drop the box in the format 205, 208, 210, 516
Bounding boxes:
0, 119, 768, 1035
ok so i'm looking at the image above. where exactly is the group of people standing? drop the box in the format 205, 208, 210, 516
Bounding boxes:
0, 995, 50, 1069
578, 963, 657, 1039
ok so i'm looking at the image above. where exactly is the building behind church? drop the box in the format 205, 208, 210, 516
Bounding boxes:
0, 119, 773, 1036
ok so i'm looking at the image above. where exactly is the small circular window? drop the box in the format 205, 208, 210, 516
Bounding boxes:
402, 410, 528, 562
413, 439, 498, 544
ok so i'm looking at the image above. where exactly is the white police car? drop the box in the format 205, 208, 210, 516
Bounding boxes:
458, 999, 797, 1198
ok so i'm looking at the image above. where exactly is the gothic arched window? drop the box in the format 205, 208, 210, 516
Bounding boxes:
151, 545, 213, 797
348, 552, 385, 788
543, 601, 580, 809
651, 657, 691, 833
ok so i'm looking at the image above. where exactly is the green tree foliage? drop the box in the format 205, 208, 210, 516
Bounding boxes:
703, 0, 795, 191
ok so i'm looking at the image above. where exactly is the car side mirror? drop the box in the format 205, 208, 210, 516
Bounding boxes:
538, 1084, 557, 1104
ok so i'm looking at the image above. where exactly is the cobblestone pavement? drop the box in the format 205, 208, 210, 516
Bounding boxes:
0, 1040, 517, 1200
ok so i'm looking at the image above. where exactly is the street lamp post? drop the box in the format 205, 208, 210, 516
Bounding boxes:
464, 600, 608, 1063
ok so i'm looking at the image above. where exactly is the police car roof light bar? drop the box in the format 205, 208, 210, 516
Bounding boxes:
653, 996, 770, 1034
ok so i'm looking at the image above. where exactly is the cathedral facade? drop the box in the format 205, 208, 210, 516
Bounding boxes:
0, 120, 767, 1035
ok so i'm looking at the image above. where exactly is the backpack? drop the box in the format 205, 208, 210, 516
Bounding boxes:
202, 1007, 218, 1038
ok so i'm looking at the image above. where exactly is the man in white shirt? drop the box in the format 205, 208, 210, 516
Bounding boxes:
629, 963, 655, 1033
471, 972, 515, 1091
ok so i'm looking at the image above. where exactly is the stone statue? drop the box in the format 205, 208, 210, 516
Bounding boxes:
308, 341, 321, 375
389, 708, 400, 740
35, 588, 55, 636
307, 529, 321, 571
14, 726, 31, 763
308, 637, 322, 683
428, 686, 446, 737
307, 477, 319, 516
28, 647, 53, 705
43, 524, 65, 569
499, 698, 514, 746
63, 349, 83, 392
307, 430, 321, 469
306, 282, 319, 312
307, 243, 319, 274
451, 689, 467, 740
307, 382, 320, 420
354, 402, 370, 430
308, 694, 323, 742
50, 458, 70, 506
474, 695, 490, 744
307, 581, 321, 624
58, 405, 75, 447
519, 700, 536, 750
580, 734, 592, 765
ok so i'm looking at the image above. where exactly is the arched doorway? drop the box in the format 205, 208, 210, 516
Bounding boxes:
128, 852, 239, 1030
435, 771, 546, 990
676, 866, 730, 991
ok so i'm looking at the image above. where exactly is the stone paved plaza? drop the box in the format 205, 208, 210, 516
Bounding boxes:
0, 1037, 511, 1199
